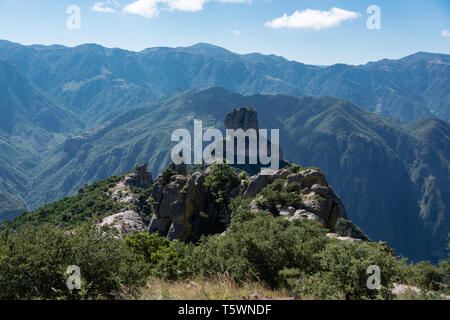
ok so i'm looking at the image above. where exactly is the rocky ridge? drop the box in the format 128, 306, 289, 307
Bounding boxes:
147, 163, 348, 242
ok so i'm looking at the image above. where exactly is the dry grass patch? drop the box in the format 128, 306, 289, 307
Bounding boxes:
128, 274, 293, 300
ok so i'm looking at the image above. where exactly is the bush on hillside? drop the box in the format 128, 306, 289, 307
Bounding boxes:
10, 176, 127, 229
204, 162, 240, 206
0, 224, 147, 299
294, 240, 402, 300
256, 179, 302, 214
190, 215, 328, 288
125, 232, 194, 279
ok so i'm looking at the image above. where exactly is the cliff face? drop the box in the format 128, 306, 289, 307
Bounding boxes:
225, 107, 259, 131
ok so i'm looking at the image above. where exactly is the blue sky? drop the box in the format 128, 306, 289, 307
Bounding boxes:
0, 0, 449, 65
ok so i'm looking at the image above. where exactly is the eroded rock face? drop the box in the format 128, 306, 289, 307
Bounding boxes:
249, 168, 347, 231
243, 174, 270, 197
149, 164, 348, 241
150, 167, 209, 241
225, 107, 259, 131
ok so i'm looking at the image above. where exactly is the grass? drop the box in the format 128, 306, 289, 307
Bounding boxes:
127, 275, 293, 300
126, 276, 450, 300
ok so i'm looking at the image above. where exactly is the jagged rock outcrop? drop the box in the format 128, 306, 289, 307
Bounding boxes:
97, 165, 153, 235
149, 162, 209, 241
149, 163, 347, 241
123, 164, 153, 188
243, 174, 270, 197
225, 107, 259, 131
247, 168, 347, 231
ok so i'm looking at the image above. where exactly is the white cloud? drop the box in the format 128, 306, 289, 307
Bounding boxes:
123, 0, 250, 17
91, 0, 119, 13
168, 0, 207, 12
233, 29, 241, 36
124, 0, 162, 18
442, 30, 450, 37
265, 7, 360, 30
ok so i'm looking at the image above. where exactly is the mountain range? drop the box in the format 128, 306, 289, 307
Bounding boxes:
0, 40, 448, 124
0, 40, 448, 262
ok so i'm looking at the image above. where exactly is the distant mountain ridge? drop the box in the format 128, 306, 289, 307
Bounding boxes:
0, 59, 83, 215
0, 40, 448, 123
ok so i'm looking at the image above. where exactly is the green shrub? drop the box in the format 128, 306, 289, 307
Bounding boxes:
295, 240, 401, 300
125, 233, 193, 280
256, 181, 302, 215
335, 218, 371, 241
10, 176, 127, 229
284, 182, 302, 193
408, 261, 444, 291
190, 216, 328, 288
162, 167, 177, 180
294, 273, 345, 300
0, 224, 147, 300
238, 171, 248, 181
287, 164, 302, 173
204, 162, 240, 206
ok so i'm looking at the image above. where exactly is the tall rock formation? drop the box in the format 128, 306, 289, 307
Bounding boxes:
225, 107, 259, 131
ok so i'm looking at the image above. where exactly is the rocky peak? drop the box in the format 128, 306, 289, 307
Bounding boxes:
225, 107, 259, 131
123, 164, 153, 188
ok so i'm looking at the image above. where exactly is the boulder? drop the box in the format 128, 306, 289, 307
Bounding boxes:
243, 174, 269, 197
99, 210, 146, 235
148, 215, 159, 233
326, 233, 362, 242
298, 169, 327, 187
167, 222, 192, 241
279, 206, 296, 218
311, 184, 329, 196
301, 195, 334, 229
168, 161, 188, 176
250, 196, 263, 213
290, 209, 319, 222
157, 217, 172, 235
285, 173, 303, 186
270, 169, 291, 183
148, 166, 210, 241
159, 180, 186, 218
